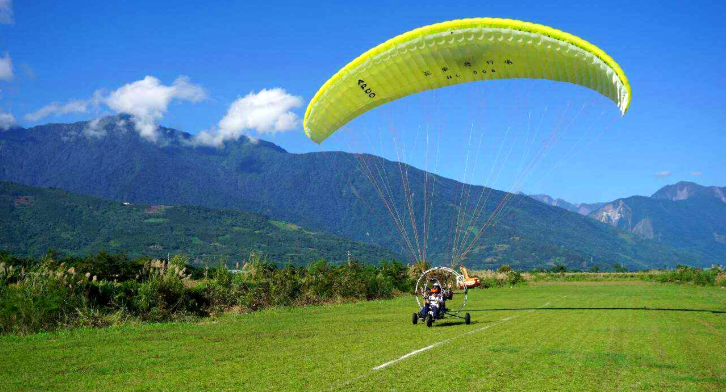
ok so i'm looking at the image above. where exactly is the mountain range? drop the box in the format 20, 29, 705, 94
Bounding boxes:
527, 194, 605, 216
651, 182, 726, 203
0, 115, 709, 269
531, 182, 726, 265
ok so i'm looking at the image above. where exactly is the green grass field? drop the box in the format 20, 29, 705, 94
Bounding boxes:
2, 282, 725, 391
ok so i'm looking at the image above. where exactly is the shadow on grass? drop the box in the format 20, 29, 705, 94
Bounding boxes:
433, 320, 482, 328
466, 307, 726, 314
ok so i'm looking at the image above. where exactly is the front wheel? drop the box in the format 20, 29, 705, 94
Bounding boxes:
465, 313, 471, 325
412, 313, 418, 325
425, 314, 433, 328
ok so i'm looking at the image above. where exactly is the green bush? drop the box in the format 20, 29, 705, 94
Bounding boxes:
131, 259, 197, 321
716, 272, 726, 287
479, 277, 502, 289
497, 265, 512, 273
648, 265, 722, 286
507, 271, 525, 285
0, 263, 90, 334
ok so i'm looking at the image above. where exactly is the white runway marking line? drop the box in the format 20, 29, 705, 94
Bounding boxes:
372, 301, 551, 371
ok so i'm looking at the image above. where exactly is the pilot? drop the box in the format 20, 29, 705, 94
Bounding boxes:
419, 282, 444, 319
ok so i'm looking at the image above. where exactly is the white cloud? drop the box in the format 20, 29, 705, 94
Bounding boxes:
0, 0, 12, 24
25, 99, 93, 122
21, 64, 35, 79
0, 109, 15, 130
83, 117, 106, 138
192, 88, 303, 147
25, 90, 105, 122
26, 76, 206, 142
105, 76, 206, 142
23, 78, 298, 147
0, 52, 13, 81
654, 171, 672, 178
690, 171, 702, 176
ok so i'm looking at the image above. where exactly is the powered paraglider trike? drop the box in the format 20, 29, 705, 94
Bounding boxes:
412, 266, 480, 327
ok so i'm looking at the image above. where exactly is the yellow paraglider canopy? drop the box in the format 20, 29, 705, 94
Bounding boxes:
304, 18, 631, 144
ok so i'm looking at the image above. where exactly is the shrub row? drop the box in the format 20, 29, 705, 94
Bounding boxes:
469, 266, 527, 288
644, 265, 726, 287
0, 251, 413, 335
474, 264, 726, 287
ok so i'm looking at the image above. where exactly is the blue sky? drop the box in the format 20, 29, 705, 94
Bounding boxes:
0, 0, 724, 203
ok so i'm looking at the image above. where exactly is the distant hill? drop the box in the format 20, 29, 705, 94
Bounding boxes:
0, 115, 705, 269
0, 181, 400, 265
528, 194, 605, 216
651, 181, 726, 203
588, 183, 726, 264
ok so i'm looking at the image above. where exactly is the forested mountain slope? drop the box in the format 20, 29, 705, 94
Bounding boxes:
0, 182, 400, 265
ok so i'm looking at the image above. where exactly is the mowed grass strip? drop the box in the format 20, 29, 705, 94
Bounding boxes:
1, 282, 724, 391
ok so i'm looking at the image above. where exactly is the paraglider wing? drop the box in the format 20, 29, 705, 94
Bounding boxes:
304, 18, 631, 144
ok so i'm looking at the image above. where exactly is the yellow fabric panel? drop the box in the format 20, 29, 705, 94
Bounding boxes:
304, 18, 631, 144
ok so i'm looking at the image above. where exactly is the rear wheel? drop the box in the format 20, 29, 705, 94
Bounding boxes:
412, 313, 418, 325
465, 313, 471, 325
425, 314, 433, 328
